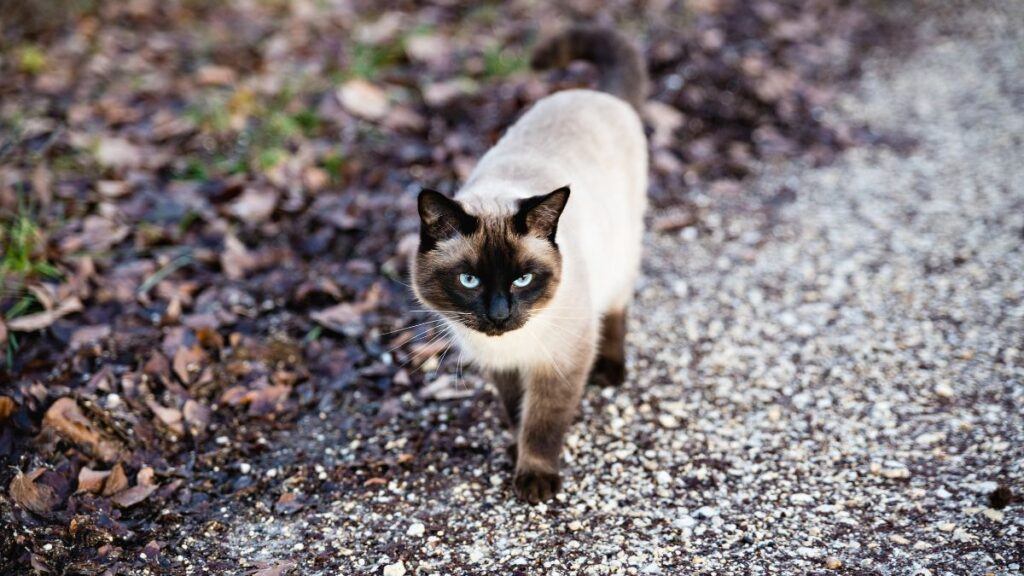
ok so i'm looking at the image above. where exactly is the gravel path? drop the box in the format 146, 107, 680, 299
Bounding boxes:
185, 3, 1023, 574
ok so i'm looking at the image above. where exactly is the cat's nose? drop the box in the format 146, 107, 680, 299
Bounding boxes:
487, 294, 511, 323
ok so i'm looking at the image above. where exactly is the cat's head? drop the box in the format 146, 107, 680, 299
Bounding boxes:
411, 187, 570, 336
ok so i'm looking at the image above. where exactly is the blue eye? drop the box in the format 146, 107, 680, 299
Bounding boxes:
459, 273, 480, 288
512, 273, 533, 288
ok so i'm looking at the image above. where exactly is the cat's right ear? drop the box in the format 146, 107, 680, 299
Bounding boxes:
417, 189, 477, 251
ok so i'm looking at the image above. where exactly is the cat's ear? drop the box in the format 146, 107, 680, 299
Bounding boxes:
418, 189, 477, 251
514, 186, 570, 243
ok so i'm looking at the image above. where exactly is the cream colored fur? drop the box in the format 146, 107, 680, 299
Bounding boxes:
447, 89, 648, 373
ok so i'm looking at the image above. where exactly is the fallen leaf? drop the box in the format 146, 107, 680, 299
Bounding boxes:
76, 467, 112, 494
0, 396, 15, 422
418, 374, 475, 401
182, 399, 212, 435
652, 208, 697, 232
95, 137, 142, 170
10, 469, 59, 515
274, 492, 304, 514
384, 106, 426, 132
337, 79, 390, 121
243, 384, 291, 416
42, 397, 124, 462
146, 399, 184, 435
96, 180, 131, 198
70, 325, 112, 348
7, 297, 83, 332
103, 463, 129, 496
405, 33, 450, 66
253, 562, 297, 576
311, 302, 362, 334
229, 188, 278, 223
644, 101, 685, 148
172, 345, 207, 385
111, 483, 157, 508
196, 65, 237, 86
422, 78, 478, 107
0, 317, 7, 346
221, 234, 257, 280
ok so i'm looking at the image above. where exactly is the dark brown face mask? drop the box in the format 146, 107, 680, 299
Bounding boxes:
413, 187, 569, 335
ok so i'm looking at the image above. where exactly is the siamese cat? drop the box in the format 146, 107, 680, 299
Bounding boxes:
412, 26, 649, 503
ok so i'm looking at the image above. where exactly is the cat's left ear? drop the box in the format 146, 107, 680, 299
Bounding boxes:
514, 186, 570, 243
418, 189, 477, 252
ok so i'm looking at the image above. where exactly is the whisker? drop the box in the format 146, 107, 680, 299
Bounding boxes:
430, 338, 455, 379
400, 326, 454, 371
385, 325, 443, 354
378, 318, 449, 336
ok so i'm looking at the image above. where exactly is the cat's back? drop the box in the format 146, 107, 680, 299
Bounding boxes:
500, 89, 644, 162
465, 89, 647, 209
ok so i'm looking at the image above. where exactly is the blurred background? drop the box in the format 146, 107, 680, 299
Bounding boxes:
5, 0, 1019, 574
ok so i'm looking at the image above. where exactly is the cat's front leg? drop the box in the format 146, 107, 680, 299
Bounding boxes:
491, 369, 523, 464
513, 363, 586, 504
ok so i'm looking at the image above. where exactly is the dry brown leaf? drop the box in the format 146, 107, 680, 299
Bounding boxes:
229, 188, 278, 223
95, 137, 142, 170
172, 345, 206, 384
405, 33, 450, 66
422, 78, 477, 107
652, 209, 698, 233
310, 302, 362, 333
137, 466, 156, 487
337, 79, 390, 121
644, 101, 685, 148
42, 397, 124, 462
0, 396, 15, 422
111, 483, 157, 508
76, 467, 112, 494
384, 106, 426, 133
103, 463, 129, 496
96, 180, 131, 198
28, 284, 55, 311
0, 317, 7, 346
182, 399, 212, 435
10, 469, 59, 515
243, 384, 290, 416
70, 324, 112, 348
196, 65, 237, 86
253, 562, 297, 576
221, 234, 256, 280
146, 399, 184, 435
7, 297, 83, 332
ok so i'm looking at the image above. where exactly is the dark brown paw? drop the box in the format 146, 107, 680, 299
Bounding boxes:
590, 356, 625, 387
513, 469, 561, 504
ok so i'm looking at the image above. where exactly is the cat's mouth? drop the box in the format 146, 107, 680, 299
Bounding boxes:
477, 317, 524, 336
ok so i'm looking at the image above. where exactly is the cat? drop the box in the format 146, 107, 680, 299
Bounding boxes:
411, 26, 649, 504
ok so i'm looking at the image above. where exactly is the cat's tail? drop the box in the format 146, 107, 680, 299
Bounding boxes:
530, 25, 649, 111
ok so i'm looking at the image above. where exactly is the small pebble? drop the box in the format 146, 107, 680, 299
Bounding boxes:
382, 561, 406, 576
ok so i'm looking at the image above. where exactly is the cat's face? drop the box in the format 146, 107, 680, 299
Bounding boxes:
412, 187, 569, 336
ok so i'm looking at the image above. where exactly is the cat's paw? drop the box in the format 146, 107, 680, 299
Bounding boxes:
513, 469, 562, 504
590, 356, 625, 387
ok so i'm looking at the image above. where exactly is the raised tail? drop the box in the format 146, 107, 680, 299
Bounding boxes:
530, 25, 649, 111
